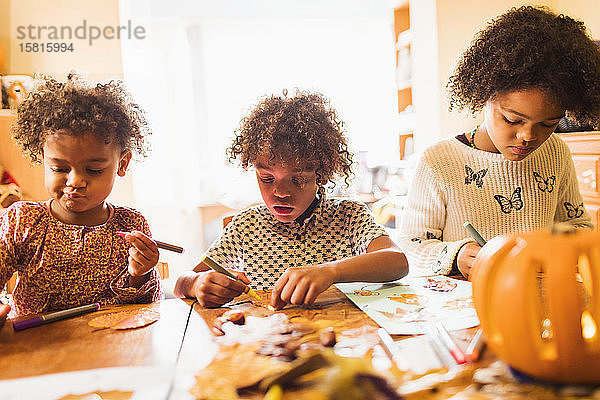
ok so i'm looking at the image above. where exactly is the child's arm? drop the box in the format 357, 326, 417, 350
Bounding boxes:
174, 215, 248, 308
0, 205, 24, 291
554, 147, 594, 229
120, 231, 160, 287
0, 304, 10, 329
398, 154, 476, 276
454, 242, 481, 279
270, 235, 407, 309
175, 264, 250, 308
110, 216, 161, 303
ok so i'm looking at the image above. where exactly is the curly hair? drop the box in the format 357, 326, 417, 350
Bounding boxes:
12, 74, 151, 163
228, 90, 353, 187
447, 6, 600, 128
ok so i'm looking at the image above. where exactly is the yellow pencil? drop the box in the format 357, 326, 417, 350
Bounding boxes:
200, 254, 262, 302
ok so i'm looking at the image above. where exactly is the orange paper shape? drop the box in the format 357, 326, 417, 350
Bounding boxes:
388, 293, 426, 306
89, 306, 160, 330
423, 277, 457, 292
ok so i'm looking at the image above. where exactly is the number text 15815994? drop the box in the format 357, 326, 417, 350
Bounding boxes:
18, 43, 74, 52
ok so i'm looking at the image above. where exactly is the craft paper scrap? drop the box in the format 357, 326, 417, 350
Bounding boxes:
88, 306, 160, 330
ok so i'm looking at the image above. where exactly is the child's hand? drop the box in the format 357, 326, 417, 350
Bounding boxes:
122, 231, 160, 277
191, 270, 250, 308
271, 264, 337, 309
0, 304, 10, 330
457, 243, 482, 279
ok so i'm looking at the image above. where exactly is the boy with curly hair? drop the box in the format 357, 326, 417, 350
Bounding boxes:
0, 74, 161, 325
175, 90, 408, 308
399, 6, 599, 278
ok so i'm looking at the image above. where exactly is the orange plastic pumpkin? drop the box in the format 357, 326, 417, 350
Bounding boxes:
471, 228, 600, 384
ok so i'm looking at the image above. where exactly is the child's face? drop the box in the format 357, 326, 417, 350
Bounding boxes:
481, 88, 565, 161
42, 131, 132, 224
255, 155, 319, 223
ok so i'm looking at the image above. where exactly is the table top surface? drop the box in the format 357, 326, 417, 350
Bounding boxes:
0, 299, 194, 380
0, 287, 546, 400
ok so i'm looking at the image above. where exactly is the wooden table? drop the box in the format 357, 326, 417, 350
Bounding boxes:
0, 299, 194, 380
0, 288, 487, 399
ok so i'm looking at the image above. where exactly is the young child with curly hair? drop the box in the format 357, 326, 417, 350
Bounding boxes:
175, 90, 408, 308
0, 74, 161, 325
399, 6, 600, 279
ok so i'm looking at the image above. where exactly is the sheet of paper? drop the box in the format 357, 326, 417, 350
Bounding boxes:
0, 366, 194, 400
336, 276, 479, 334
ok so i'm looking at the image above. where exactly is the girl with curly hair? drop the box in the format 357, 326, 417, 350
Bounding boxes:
0, 74, 161, 325
175, 90, 408, 308
399, 6, 599, 279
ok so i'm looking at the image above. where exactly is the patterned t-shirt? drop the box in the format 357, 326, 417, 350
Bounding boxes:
0, 201, 161, 316
206, 195, 388, 290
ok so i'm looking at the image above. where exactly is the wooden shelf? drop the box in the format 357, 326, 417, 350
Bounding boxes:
0, 111, 47, 201
397, 87, 412, 113
393, 5, 412, 115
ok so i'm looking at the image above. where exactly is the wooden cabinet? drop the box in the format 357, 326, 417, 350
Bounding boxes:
0, 110, 46, 200
394, 2, 411, 113
560, 131, 600, 229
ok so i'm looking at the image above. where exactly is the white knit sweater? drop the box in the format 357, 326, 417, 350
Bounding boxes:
398, 134, 593, 275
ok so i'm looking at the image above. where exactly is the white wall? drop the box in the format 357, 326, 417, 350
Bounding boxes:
6, 0, 124, 80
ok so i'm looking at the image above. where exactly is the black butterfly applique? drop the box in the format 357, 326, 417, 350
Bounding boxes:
533, 172, 555, 193
426, 231, 442, 241
564, 202, 584, 219
494, 187, 524, 214
465, 166, 488, 188
433, 246, 448, 271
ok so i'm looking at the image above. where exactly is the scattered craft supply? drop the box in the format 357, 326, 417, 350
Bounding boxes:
222, 309, 245, 325
199, 254, 262, 302
389, 294, 427, 305
463, 221, 487, 246
88, 306, 160, 330
189, 344, 289, 400
423, 277, 458, 292
258, 352, 329, 391
57, 390, 133, 400
115, 231, 184, 253
466, 328, 486, 362
319, 327, 337, 347
256, 335, 300, 362
12, 303, 100, 331
212, 310, 247, 336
